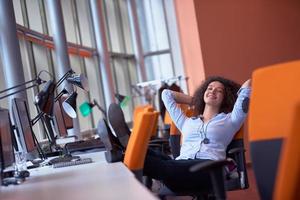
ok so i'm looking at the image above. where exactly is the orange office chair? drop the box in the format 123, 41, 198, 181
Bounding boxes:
101, 103, 161, 164
132, 104, 153, 124
123, 109, 159, 181
274, 104, 300, 200
248, 60, 300, 200
132, 105, 171, 154
132, 104, 159, 138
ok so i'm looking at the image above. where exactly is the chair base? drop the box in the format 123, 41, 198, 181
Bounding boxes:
105, 150, 123, 163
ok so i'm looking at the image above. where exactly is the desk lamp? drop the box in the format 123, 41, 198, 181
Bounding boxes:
79, 99, 106, 117
0, 71, 48, 100
35, 69, 89, 119
62, 91, 77, 118
34, 80, 56, 116
61, 73, 89, 118
115, 93, 130, 108
33, 70, 89, 156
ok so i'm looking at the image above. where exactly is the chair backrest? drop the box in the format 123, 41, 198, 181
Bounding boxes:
150, 111, 159, 138
274, 105, 300, 200
248, 60, 300, 200
133, 105, 158, 137
133, 104, 153, 123
123, 109, 158, 180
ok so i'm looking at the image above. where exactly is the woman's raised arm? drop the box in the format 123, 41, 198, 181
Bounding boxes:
241, 79, 251, 88
169, 91, 194, 106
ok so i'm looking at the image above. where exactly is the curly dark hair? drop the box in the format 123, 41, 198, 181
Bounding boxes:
193, 76, 241, 115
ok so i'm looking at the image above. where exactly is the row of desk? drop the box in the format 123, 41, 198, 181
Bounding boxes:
0, 151, 158, 200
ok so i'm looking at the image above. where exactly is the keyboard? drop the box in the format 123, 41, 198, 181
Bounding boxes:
48, 155, 80, 165
53, 158, 93, 168
64, 138, 105, 154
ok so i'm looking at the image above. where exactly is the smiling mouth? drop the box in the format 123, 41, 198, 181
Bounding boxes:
207, 94, 216, 98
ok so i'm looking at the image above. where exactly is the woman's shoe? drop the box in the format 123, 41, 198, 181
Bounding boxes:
107, 103, 131, 148
97, 119, 123, 162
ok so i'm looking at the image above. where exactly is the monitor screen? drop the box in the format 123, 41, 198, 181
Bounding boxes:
0, 109, 15, 168
12, 98, 36, 155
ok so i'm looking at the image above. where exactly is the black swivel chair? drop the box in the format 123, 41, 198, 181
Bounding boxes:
159, 126, 249, 200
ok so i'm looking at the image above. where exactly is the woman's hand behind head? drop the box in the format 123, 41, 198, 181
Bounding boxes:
241, 79, 251, 88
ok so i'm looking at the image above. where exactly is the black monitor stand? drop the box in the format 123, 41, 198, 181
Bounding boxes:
0, 108, 30, 186
12, 98, 45, 161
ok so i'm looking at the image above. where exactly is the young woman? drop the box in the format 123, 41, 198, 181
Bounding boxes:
143, 76, 251, 192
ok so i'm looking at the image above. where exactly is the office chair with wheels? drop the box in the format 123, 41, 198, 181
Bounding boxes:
274, 105, 300, 200
159, 126, 249, 200
248, 60, 300, 200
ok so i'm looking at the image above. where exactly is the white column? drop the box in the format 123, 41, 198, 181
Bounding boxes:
46, 0, 80, 137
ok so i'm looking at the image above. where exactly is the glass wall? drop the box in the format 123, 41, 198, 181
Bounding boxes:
136, 0, 175, 81
103, 0, 136, 121
0, 0, 183, 141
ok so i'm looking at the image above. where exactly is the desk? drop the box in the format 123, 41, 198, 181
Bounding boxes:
0, 152, 158, 200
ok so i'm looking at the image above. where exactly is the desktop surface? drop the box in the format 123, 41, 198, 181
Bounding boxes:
0, 151, 157, 200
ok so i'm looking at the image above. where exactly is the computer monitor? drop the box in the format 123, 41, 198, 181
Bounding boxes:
60, 95, 73, 130
0, 109, 15, 169
53, 98, 68, 138
11, 98, 38, 160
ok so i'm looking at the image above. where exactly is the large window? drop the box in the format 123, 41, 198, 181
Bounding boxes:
102, 0, 138, 121
0, 0, 184, 140
136, 0, 175, 81
10, 0, 104, 140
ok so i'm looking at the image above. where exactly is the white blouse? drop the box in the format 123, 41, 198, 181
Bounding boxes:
162, 87, 251, 160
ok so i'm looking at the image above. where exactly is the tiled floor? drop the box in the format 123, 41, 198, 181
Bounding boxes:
227, 165, 260, 200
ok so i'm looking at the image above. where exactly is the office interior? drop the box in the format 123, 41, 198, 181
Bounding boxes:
0, 0, 300, 200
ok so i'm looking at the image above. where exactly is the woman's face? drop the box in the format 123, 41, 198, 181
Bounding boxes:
203, 81, 225, 108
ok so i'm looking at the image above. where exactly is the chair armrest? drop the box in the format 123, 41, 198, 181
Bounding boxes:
190, 160, 230, 200
228, 147, 245, 155
148, 143, 164, 148
150, 138, 169, 144
190, 160, 230, 172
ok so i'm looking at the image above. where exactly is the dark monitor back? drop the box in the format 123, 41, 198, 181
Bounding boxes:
11, 98, 37, 159
0, 109, 15, 168
59, 95, 73, 130
53, 98, 67, 137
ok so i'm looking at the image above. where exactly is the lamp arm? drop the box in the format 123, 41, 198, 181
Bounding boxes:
54, 89, 68, 102
55, 69, 74, 89
31, 112, 44, 126
0, 70, 54, 100
93, 99, 106, 116
0, 79, 38, 95
0, 82, 45, 100
0, 69, 52, 96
